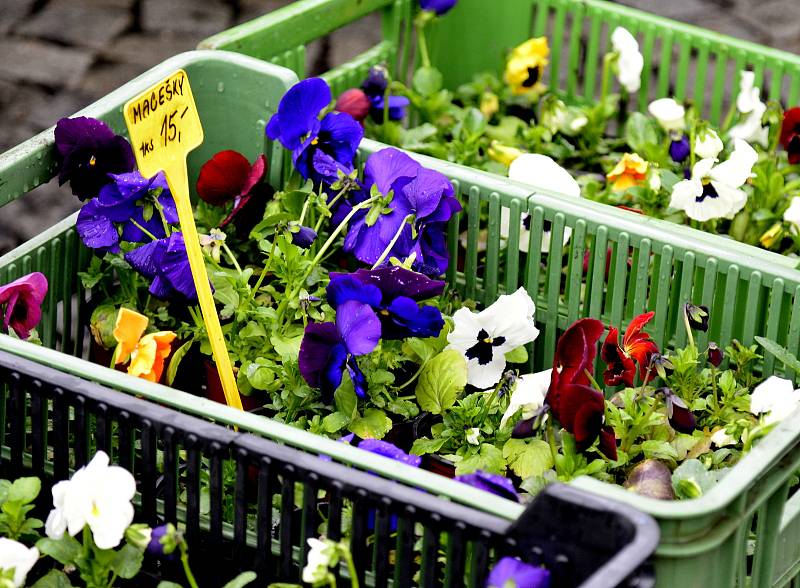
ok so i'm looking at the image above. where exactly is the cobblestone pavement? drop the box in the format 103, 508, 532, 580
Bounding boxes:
0, 0, 796, 254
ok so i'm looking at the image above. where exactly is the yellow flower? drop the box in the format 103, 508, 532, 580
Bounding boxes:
112, 308, 176, 383
480, 92, 499, 119
760, 222, 783, 249
607, 153, 649, 191
504, 37, 549, 96
488, 141, 523, 166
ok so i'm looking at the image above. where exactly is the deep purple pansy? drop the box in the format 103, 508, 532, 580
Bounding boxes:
124, 232, 198, 303
361, 66, 389, 98
0, 272, 48, 340
327, 267, 445, 340
266, 78, 364, 184
455, 470, 519, 502
419, 0, 458, 16
369, 94, 411, 123
357, 438, 423, 467
288, 223, 318, 249
54, 117, 136, 200
76, 172, 177, 253
298, 299, 382, 400
486, 557, 551, 588
661, 387, 696, 434
669, 135, 691, 163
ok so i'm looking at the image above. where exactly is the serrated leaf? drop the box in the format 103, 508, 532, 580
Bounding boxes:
322, 412, 350, 433
415, 349, 467, 414
456, 444, 505, 475
350, 409, 393, 439
502, 438, 553, 479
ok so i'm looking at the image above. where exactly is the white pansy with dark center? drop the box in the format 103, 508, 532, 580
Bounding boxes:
500, 154, 581, 253
750, 375, 800, 425
729, 71, 769, 147
447, 288, 540, 388
0, 539, 39, 588
694, 129, 724, 160
611, 27, 644, 93
668, 138, 757, 222
500, 369, 551, 428
648, 98, 685, 132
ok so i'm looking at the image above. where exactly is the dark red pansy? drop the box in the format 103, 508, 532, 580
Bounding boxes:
662, 387, 696, 434
601, 311, 658, 387
556, 383, 605, 448
598, 425, 618, 461
707, 342, 723, 368
196, 150, 268, 227
780, 107, 800, 165
601, 327, 636, 387
548, 318, 605, 400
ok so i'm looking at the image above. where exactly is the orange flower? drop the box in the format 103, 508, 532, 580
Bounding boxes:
607, 153, 648, 191
112, 308, 176, 383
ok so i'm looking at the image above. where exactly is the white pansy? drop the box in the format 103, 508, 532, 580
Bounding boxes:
669, 138, 757, 222
541, 99, 567, 133
729, 71, 769, 147
648, 98, 685, 132
694, 129, 724, 159
466, 427, 481, 445
611, 27, 644, 93
500, 369, 551, 428
784, 197, 800, 234
447, 288, 540, 389
0, 539, 38, 588
750, 375, 800, 425
569, 116, 588, 131
500, 154, 582, 253
302, 538, 336, 584
710, 428, 736, 447
45, 451, 136, 550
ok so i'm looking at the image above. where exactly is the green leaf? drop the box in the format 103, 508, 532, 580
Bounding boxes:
157, 583, 185, 588
755, 336, 800, 374
30, 570, 75, 588
350, 409, 393, 440
415, 349, 467, 414
270, 333, 303, 361
624, 112, 660, 154
502, 438, 554, 479
245, 362, 275, 391
413, 66, 443, 97
322, 412, 350, 433
111, 543, 143, 579
222, 571, 258, 588
8, 477, 40, 503
410, 436, 447, 456
456, 444, 505, 475
504, 346, 528, 364
36, 535, 82, 565
166, 340, 193, 386
334, 385, 358, 420
387, 398, 419, 419
672, 459, 716, 499
640, 439, 678, 461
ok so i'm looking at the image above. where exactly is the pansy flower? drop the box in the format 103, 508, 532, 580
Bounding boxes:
351, 66, 410, 123
611, 27, 643, 93
504, 37, 550, 96
486, 557, 551, 588
648, 98, 685, 133
500, 369, 551, 428
419, 0, 457, 15
338, 434, 423, 466
328, 267, 445, 340
112, 308, 176, 383
54, 117, 136, 200
669, 138, 757, 222
298, 301, 380, 400
684, 303, 709, 332
601, 311, 658, 387
545, 318, 617, 460
750, 376, 800, 425
455, 471, 519, 502
196, 150, 268, 227
266, 78, 364, 184
780, 107, 800, 164
447, 288, 540, 388
729, 71, 768, 147
76, 171, 176, 253
0, 272, 48, 340
500, 154, 582, 253
335, 88, 371, 123
695, 129, 724, 160
661, 387, 696, 433
669, 136, 691, 163
607, 153, 648, 191
124, 232, 198, 303
287, 222, 318, 249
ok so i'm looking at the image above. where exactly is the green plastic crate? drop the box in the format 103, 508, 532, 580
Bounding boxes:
3, 50, 800, 588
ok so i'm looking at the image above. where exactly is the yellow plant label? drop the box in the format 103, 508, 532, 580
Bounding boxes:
123, 69, 243, 410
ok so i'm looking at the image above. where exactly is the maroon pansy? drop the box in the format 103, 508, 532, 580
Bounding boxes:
0, 272, 48, 340
196, 150, 268, 227
780, 107, 800, 165
601, 311, 659, 387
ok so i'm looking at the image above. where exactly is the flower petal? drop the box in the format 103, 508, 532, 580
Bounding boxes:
335, 300, 381, 356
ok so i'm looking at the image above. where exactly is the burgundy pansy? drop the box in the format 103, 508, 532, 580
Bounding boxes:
661, 387, 696, 433
780, 107, 800, 165
546, 318, 617, 460
0, 272, 48, 340
601, 311, 658, 388
196, 150, 268, 227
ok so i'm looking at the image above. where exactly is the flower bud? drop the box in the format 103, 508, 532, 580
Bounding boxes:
685, 303, 709, 332
288, 223, 318, 249
146, 523, 181, 558
361, 66, 389, 97
707, 342, 723, 367
661, 387, 696, 433
624, 459, 675, 500
125, 524, 152, 551
90, 304, 119, 349
488, 141, 523, 166
480, 92, 499, 119
669, 135, 691, 163
335, 89, 371, 123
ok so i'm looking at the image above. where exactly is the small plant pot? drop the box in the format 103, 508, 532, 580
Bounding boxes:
383, 411, 438, 453
204, 360, 266, 411
421, 454, 456, 479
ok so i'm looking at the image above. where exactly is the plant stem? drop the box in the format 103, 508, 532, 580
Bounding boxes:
416, 24, 431, 68
298, 196, 312, 226
396, 363, 426, 390
153, 198, 172, 237
180, 543, 200, 588
249, 237, 277, 303
682, 306, 696, 349
342, 546, 360, 588
546, 417, 560, 474
128, 218, 159, 241
600, 53, 616, 106
372, 214, 413, 269
221, 242, 243, 274
478, 379, 504, 426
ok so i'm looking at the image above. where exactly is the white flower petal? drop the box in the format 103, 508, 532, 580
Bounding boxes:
694, 129, 723, 159
480, 288, 540, 348
711, 138, 758, 188
711, 182, 748, 219
466, 355, 508, 389
729, 101, 768, 147
668, 178, 702, 212
500, 369, 551, 428
784, 197, 800, 232
736, 71, 759, 114
710, 428, 736, 447
648, 98, 685, 132
0, 539, 39, 587
751, 376, 796, 415
611, 28, 643, 93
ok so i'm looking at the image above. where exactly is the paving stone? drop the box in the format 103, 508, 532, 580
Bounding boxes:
78, 61, 150, 99
0, 39, 94, 90
17, 0, 133, 50
615, 0, 710, 21
736, 0, 800, 52
102, 33, 198, 68
0, 0, 35, 35
236, 0, 293, 25
141, 0, 233, 38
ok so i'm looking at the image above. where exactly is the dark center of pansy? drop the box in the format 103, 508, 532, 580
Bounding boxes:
521, 215, 551, 232
695, 180, 719, 203
465, 328, 506, 365
522, 66, 540, 88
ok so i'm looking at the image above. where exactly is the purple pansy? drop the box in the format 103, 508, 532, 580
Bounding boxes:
124, 232, 198, 303
0, 272, 48, 340
361, 66, 389, 98
355, 437, 423, 467
298, 300, 381, 400
344, 148, 461, 275
420, 0, 458, 15
327, 267, 444, 340
669, 135, 691, 163
288, 223, 318, 249
266, 78, 363, 184
369, 94, 411, 123
54, 117, 136, 200
486, 557, 551, 588
455, 470, 519, 503
76, 172, 177, 253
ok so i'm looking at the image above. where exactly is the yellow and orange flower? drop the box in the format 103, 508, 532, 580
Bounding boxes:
504, 37, 550, 96
113, 307, 176, 383
607, 153, 649, 191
